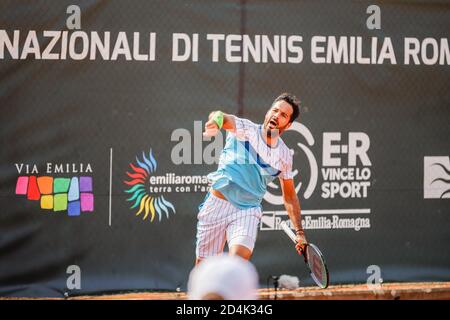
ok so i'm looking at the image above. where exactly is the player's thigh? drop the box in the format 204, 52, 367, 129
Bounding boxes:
226, 210, 261, 252
196, 218, 228, 258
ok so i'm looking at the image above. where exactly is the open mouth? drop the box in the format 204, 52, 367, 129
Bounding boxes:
269, 119, 277, 127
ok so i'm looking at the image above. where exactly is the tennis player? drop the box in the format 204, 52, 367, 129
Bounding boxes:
195, 93, 307, 264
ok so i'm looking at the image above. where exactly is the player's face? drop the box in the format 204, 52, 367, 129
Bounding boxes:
263, 100, 293, 136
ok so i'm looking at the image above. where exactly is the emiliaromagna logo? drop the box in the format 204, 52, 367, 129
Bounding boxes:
124, 150, 176, 222
14, 163, 94, 216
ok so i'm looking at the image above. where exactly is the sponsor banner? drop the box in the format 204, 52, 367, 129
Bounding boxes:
262, 124, 373, 232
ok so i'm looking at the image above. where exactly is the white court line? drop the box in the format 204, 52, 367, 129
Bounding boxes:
109, 148, 113, 227
267, 209, 371, 216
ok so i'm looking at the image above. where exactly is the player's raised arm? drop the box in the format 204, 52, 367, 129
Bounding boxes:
203, 111, 236, 137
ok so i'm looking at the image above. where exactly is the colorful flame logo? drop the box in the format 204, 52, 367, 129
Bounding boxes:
124, 150, 175, 221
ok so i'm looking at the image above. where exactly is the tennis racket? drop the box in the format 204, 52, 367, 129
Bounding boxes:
280, 221, 329, 289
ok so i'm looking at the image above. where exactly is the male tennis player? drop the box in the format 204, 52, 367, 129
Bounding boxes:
195, 93, 307, 264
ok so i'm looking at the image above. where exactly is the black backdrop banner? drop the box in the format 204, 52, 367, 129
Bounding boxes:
0, 1, 449, 297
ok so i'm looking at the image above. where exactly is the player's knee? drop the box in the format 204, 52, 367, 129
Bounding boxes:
228, 235, 255, 254
229, 244, 253, 260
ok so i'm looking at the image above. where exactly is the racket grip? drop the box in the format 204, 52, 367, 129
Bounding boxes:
280, 221, 297, 243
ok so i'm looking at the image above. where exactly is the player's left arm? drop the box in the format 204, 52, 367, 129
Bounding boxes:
280, 178, 307, 254
204, 111, 237, 133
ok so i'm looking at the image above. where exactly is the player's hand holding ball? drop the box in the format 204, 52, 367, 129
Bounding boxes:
203, 111, 223, 137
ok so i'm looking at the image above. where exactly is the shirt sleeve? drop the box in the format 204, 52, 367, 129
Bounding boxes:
232, 115, 258, 141
279, 149, 294, 180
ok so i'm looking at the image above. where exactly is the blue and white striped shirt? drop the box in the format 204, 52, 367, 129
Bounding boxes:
207, 116, 294, 209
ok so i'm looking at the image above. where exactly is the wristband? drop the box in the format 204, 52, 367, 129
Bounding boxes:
295, 229, 304, 235
212, 111, 224, 129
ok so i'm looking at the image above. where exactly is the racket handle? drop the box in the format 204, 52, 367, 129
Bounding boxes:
280, 221, 297, 243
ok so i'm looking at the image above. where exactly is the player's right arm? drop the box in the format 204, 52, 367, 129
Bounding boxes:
280, 177, 307, 256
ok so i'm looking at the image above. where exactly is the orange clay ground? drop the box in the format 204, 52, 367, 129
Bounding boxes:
15, 282, 447, 300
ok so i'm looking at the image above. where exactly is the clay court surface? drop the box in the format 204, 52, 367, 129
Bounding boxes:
3, 282, 449, 300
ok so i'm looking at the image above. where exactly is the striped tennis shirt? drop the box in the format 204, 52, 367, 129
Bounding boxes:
206, 115, 294, 210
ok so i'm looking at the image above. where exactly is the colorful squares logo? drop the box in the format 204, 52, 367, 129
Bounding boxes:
15, 176, 28, 195
68, 177, 79, 201
54, 193, 68, 211
80, 193, 94, 212
68, 201, 81, 216
37, 176, 53, 194
15, 175, 93, 216
40, 195, 53, 209
80, 177, 92, 192
27, 176, 41, 200
54, 178, 70, 193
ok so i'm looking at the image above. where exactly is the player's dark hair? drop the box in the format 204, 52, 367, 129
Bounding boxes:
273, 93, 300, 123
